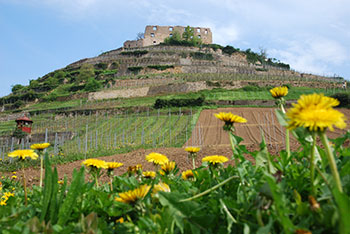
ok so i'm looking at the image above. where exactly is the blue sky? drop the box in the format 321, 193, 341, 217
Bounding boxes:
1, 0, 349, 97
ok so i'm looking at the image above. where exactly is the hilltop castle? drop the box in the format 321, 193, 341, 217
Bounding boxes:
123, 25, 212, 49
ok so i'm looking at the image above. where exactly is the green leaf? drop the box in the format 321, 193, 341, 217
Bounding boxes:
275, 109, 288, 127
219, 199, 237, 234
40, 153, 53, 222
265, 173, 294, 233
256, 217, 273, 234
332, 189, 350, 234
57, 166, 85, 226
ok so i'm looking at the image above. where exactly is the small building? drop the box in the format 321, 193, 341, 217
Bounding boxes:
15, 115, 33, 134
124, 25, 212, 49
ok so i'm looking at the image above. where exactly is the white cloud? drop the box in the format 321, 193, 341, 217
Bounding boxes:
270, 37, 347, 75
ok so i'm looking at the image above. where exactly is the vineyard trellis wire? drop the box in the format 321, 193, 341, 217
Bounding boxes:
0, 107, 202, 162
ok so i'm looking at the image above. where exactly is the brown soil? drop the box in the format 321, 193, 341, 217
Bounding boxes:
6, 107, 350, 187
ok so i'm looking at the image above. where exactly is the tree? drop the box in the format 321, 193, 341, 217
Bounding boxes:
76, 64, 95, 84
84, 77, 102, 92
182, 26, 194, 41
136, 32, 144, 40
12, 84, 24, 94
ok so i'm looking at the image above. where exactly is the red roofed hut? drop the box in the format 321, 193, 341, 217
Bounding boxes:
15, 115, 33, 134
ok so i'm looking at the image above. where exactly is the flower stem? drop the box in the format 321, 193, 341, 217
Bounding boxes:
310, 132, 317, 195
109, 177, 113, 192
180, 175, 238, 202
229, 131, 239, 167
279, 103, 291, 158
40, 152, 43, 187
192, 157, 196, 169
319, 132, 343, 193
22, 166, 27, 206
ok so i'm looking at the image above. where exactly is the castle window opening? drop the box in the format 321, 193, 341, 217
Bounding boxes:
196, 28, 200, 33
151, 33, 155, 37
153, 41, 156, 44
169, 34, 173, 37
169, 27, 173, 31
205, 29, 208, 34
198, 35, 201, 38
153, 26, 157, 30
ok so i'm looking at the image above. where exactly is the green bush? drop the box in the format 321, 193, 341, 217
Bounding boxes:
190, 52, 213, 60
154, 96, 205, 109
331, 93, 350, 108
127, 66, 143, 74
121, 50, 148, 56
94, 63, 108, 70
147, 65, 174, 71
202, 44, 224, 51
222, 45, 240, 55
84, 78, 102, 92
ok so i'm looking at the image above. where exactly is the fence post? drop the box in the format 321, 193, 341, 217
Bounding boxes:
85, 124, 88, 157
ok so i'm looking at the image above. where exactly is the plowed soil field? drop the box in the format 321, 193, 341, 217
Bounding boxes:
10, 107, 350, 186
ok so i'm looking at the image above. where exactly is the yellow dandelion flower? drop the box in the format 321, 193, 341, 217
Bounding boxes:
0, 200, 6, 206
30, 143, 50, 150
116, 217, 124, 223
107, 162, 123, 170
142, 171, 156, 178
8, 149, 38, 160
128, 164, 143, 174
160, 161, 176, 175
12, 172, 16, 175
145, 152, 169, 165
214, 112, 247, 131
185, 147, 201, 153
115, 185, 151, 204
269, 86, 288, 99
286, 93, 346, 131
58, 180, 64, 185
152, 182, 170, 196
182, 170, 195, 180
11, 176, 17, 179
82, 159, 108, 169
4, 192, 14, 198
202, 155, 229, 165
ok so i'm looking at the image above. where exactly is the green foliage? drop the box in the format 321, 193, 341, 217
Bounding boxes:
120, 50, 148, 56
127, 66, 143, 73
222, 45, 240, 55
163, 27, 202, 47
147, 65, 174, 71
190, 52, 213, 60
154, 97, 205, 108
94, 63, 108, 70
76, 64, 95, 83
84, 78, 102, 92
331, 93, 350, 108
11, 84, 24, 94
202, 44, 224, 51
12, 127, 28, 139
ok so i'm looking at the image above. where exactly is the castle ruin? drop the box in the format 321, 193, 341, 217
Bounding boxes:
123, 25, 212, 49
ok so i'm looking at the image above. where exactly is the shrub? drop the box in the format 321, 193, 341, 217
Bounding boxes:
222, 45, 240, 55
147, 65, 174, 71
94, 63, 108, 70
11, 84, 25, 94
127, 66, 143, 74
202, 44, 224, 51
154, 96, 205, 109
84, 78, 102, 92
331, 93, 350, 108
121, 50, 148, 56
190, 52, 213, 60
12, 127, 28, 139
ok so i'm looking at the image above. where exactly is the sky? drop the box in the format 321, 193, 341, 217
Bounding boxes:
0, 0, 349, 97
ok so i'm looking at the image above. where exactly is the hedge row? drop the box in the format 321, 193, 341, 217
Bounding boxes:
154, 97, 205, 109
